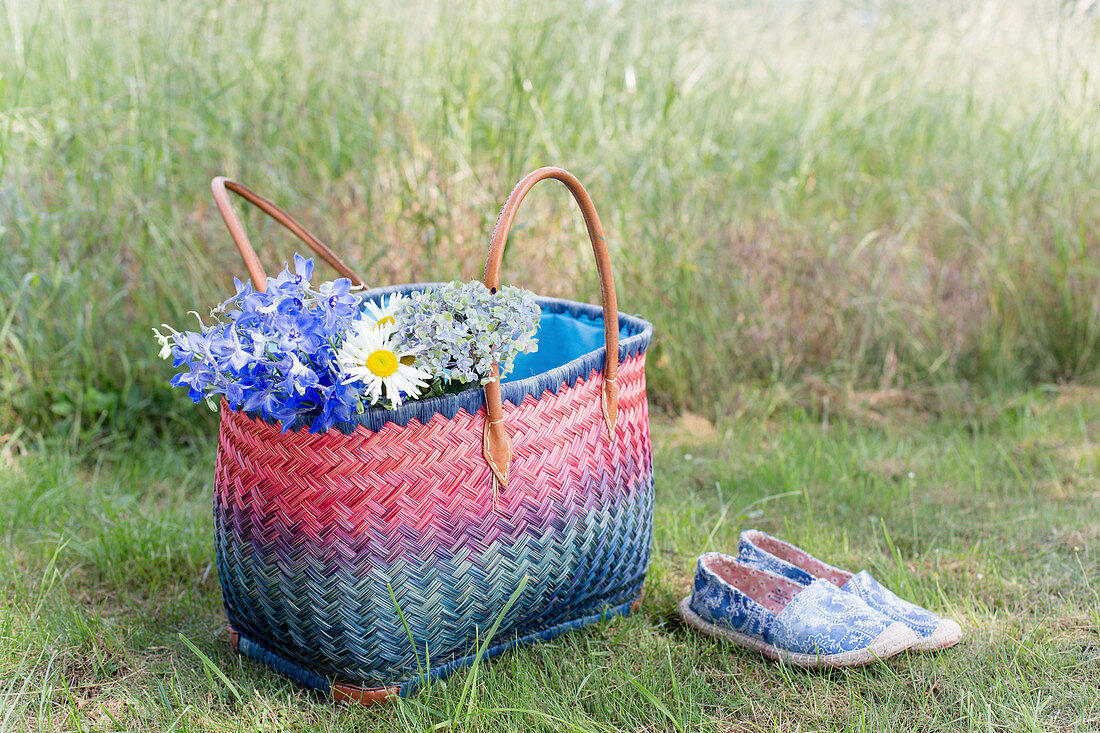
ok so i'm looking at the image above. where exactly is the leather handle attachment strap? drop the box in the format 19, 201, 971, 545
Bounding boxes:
210, 177, 365, 292
481, 167, 620, 486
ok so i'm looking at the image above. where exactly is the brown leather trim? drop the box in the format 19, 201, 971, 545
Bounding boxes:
481, 402, 510, 488
210, 177, 365, 291
331, 681, 400, 706
601, 376, 619, 437
228, 625, 398, 705
481, 167, 621, 487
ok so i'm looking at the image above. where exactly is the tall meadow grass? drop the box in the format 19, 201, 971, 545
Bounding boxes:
2, 0, 1098, 438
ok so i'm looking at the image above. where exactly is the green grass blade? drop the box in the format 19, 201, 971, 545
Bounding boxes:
177, 633, 243, 705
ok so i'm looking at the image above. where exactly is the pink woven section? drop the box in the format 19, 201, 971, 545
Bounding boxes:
214, 352, 650, 562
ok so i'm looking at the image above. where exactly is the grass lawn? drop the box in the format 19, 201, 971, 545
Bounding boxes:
2, 388, 1098, 732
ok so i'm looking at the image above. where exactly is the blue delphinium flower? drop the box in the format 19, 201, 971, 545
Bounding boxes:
317, 278, 360, 335
160, 256, 366, 433
310, 378, 359, 433
279, 352, 321, 395
268, 253, 314, 291
170, 360, 217, 404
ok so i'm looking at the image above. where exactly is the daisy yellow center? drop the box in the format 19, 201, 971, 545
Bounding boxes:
376, 316, 395, 327
365, 349, 399, 377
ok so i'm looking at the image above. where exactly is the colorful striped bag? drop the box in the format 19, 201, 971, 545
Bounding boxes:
208, 167, 654, 704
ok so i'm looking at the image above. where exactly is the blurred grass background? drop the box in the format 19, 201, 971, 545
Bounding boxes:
2, 0, 1099, 441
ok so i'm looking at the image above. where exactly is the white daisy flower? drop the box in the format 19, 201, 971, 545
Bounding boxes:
337, 322, 428, 407
363, 293, 405, 330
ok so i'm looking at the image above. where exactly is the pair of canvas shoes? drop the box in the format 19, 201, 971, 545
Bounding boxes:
678, 530, 963, 668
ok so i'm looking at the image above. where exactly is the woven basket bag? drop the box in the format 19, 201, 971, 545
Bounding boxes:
207, 167, 654, 704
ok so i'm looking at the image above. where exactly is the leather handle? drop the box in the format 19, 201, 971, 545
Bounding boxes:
481, 167, 620, 487
210, 177, 365, 292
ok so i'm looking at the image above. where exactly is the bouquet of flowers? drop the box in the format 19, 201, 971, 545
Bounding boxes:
155, 254, 541, 433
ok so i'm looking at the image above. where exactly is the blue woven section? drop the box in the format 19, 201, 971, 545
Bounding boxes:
216, 469, 654, 687
398, 596, 639, 697
271, 285, 653, 434
230, 596, 640, 699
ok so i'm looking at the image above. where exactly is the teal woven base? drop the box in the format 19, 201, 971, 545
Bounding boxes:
228, 595, 642, 704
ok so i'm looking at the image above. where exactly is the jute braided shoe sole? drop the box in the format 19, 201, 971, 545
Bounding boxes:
677, 596, 917, 668
910, 618, 963, 652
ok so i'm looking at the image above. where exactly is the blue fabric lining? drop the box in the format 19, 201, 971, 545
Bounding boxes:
506, 308, 607, 382
275, 283, 653, 434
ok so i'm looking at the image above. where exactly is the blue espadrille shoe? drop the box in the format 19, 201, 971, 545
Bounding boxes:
677, 553, 917, 667
738, 530, 963, 652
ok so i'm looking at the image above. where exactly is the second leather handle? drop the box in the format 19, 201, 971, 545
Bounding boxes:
211, 177, 366, 292
481, 167, 620, 487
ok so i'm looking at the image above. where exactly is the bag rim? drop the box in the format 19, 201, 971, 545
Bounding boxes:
262, 282, 652, 434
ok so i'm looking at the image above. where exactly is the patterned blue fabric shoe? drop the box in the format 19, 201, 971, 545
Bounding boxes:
677, 553, 917, 667
738, 530, 963, 652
